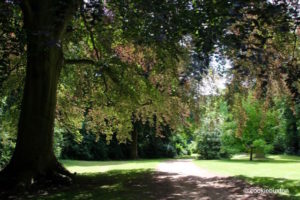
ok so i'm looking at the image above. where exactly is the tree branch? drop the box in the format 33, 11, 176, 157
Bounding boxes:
139, 99, 153, 107
80, 5, 101, 60
64, 58, 96, 65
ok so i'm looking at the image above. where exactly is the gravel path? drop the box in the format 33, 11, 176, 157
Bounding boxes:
143, 159, 278, 200
156, 159, 223, 178
0, 159, 279, 200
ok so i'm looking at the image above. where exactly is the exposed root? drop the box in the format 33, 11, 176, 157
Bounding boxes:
0, 160, 75, 198
35, 161, 75, 187
54, 160, 76, 178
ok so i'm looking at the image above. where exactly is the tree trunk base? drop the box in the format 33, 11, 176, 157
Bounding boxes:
0, 159, 74, 194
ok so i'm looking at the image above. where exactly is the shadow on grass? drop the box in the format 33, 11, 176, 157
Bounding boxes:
61, 159, 164, 168
213, 158, 300, 164
61, 160, 125, 167
236, 175, 300, 199
39, 169, 157, 200
1, 169, 288, 200
7, 170, 278, 200
220, 154, 300, 164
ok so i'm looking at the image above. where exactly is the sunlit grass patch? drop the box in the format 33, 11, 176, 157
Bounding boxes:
238, 176, 300, 199
61, 159, 164, 174
194, 154, 300, 198
194, 154, 300, 180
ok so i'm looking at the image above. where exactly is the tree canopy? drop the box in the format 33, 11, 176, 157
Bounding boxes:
0, 0, 299, 191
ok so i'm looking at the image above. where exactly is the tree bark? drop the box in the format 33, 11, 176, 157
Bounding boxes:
249, 146, 253, 161
130, 126, 139, 160
0, 0, 80, 188
285, 107, 299, 154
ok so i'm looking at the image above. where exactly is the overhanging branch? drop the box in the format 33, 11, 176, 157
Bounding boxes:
80, 6, 101, 60
64, 59, 96, 65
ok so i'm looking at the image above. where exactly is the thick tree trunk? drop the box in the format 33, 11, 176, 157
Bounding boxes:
130, 128, 139, 160
2, 34, 64, 183
249, 146, 253, 161
286, 107, 299, 154
0, 0, 79, 188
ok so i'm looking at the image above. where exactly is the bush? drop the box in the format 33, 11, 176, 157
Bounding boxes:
61, 132, 110, 160
253, 139, 273, 158
163, 144, 177, 157
196, 130, 222, 159
61, 122, 190, 160
188, 141, 197, 154
272, 132, 286, 154
138, 129, 177, 158
170, 133, 191, 156
220, 132, 242, 157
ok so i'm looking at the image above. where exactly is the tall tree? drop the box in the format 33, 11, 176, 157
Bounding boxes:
0, 0, 293, 189
0, 0, 81, 187
223, 0, 299, 154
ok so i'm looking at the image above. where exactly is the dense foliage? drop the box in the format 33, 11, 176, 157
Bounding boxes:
194, 91, 299, 160
59, 122, 188, 161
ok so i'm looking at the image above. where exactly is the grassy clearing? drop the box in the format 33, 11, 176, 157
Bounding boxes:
61, 159, 164, 174
37, 169, 156, 200
175, 153, 198, 159
194, 154, 300, 179
30, 159, 165, 200
194, 154, 300, 198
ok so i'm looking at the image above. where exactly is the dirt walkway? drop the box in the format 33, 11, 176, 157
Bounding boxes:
140, 159, 278, 200
156, 159, 223, 178
0, 159, 280, 200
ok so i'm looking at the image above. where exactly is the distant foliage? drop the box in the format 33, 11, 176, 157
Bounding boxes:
195, 96, 231, 159
252, 139, 273, 156
59, 122, 189, 160
196, 130, 222, 160
61, 132, 115, 160
222, 94, 276, 158
192, 91, 298, 160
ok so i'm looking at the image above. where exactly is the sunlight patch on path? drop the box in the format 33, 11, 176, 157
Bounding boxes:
156, 159, 225, 178
153, 159, 277, 200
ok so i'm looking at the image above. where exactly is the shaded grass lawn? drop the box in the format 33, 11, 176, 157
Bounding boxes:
194, 154, 300, 199
37, 169, 156, 200
61, 159, 164, 173
32, 159, 164, 200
